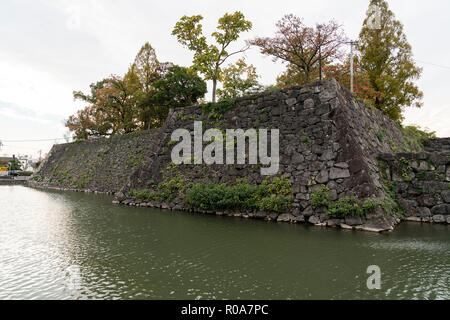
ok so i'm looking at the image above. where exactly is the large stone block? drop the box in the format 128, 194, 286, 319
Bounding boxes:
315, 169, 329, 184
329, 167, 350, 180
431, 204, 450, 215
308, 215, 321, 225
417, 207, 431, 218
432, 215, 446, 223
345, 216, 363, 226
277, 214, 293, 222
442, 190, 450, 203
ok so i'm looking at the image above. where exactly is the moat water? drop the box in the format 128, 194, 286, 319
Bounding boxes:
0, 186, 448, 300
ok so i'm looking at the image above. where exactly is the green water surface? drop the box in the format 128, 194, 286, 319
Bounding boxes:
0, 186, 448, 300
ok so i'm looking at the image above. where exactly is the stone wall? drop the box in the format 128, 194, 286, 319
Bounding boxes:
30, 130, 160, 194
424, 138, 450, 153
378, 152, 450, 224
114, 79, 423, 232
31, 79, 444, 232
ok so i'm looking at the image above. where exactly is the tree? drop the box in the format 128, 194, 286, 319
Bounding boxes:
323, 56, 382, 105
65, 105, 112, 140
276, 63, 316, 88
139, 65, 207, 128
67, 75, 141, 140
66, 43, 176, 138
128, 43, 173, 130
358, 0, 423, 121
172, 12, 252, 102
152, 65, 207, 107
217, 58, 262, 100
250, 14, 347, 84
132, 42, 161, 93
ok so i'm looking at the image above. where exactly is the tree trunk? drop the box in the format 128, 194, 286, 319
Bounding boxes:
212, 78, 217, 103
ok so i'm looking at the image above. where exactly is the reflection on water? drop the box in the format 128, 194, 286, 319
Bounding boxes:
0, 186, 448, 300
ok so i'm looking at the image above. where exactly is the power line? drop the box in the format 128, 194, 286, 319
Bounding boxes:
414, 59, 450, 70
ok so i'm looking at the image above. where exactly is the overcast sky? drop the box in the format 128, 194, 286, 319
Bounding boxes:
0, 0, 449, 158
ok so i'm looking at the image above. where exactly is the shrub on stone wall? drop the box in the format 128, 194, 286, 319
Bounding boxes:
311, 185, 379, 218
185, 178, 293, 213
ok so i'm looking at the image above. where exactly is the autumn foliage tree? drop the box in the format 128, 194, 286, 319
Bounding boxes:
172, 12, 252, 102
323, 56, 382, 105
66, 43, 169, 139
132, 42, 161, 93
67, 75, 140, 140
358, 0, 423, 121
250, 14, 347, 84
66, 44, 207, 139
65, 105, 111, 140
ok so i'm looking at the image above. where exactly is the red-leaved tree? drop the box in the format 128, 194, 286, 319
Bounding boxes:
250, 14, 347, 84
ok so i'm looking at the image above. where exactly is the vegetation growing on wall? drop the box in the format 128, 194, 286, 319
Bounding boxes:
400, 125, 436, 152
184, 177, 293, 213
310, 185, 379, 218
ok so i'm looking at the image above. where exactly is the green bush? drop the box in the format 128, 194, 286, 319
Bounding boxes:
326, 197, 379, 218
310, 185, 331, 207
326, 197, 362, 218
311, 185, 380, 218
185, 178, 293, 213
400, 125, 436, 152
129, 174, 186, 202
129, 189, 154, 201
258, 195, 292, 213
362, 198, 378, 212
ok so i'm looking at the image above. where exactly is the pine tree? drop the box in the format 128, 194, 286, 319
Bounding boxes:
358, 0, 423, 121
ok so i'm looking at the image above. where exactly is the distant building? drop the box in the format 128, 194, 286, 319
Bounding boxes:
0, 156, 14, 167
0, 157, 14, 176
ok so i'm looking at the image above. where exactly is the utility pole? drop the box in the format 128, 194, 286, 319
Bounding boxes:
317, 24, 323, 81
348, 40, 358, 93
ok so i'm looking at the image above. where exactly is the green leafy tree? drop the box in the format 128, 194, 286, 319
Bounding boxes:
152, 65, 207, 107
127, 43, 170, 130
358, 0, 423, 121
172, 12, 252, 102
140, 65, 207, 128
217, 58, 262, 100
